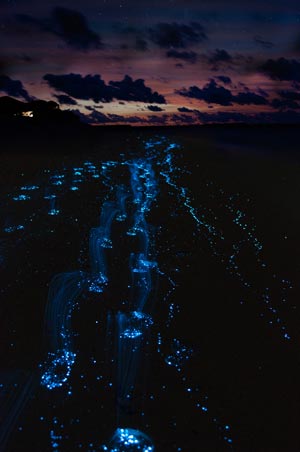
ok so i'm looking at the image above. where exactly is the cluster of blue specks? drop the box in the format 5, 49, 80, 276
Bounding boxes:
3, 158, 108, 235
39, 272, 86, 391
152, 138, 294, 342
119, 311, 154, 339
20, 185, 39, 191
4, 225, 24, 233
87, 274, 108, 293
165, 338, 193, 371
50, 418, 64, 452
12, 194, 31, 201
48, 208, 60, 216
102, 428, 154, 451
41, 350, 76, 390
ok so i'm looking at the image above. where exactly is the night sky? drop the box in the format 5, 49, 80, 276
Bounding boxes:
1, 0, 300, 125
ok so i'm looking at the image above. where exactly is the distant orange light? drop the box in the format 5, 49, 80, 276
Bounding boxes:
22, 110, 34, 118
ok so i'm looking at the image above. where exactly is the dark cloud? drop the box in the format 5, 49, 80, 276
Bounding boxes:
215, 75, 232, 85
177, 80, 233, 106
234, 91, 268, 105
271, 98, 300, 110
172, 113, 196, 124
178, 107, 194, 112
177, 80, 268, 106
74, 108, 168, 125
72, 109, 111, 124
149, 22, 207, 48
206, 48, 232, 69
166, 50, 198, 63
254, 35, 275, 49
259, 58, 300, 81
51, 7, 102, 50
88, 110, 111, 123
44, 73, 166, 104
0, 74, 32, 101
203, 50, 253, 72
16, 7, 102, 51
147, 105, 164, 111
257, 88, 269, 97
70, 109, 92, 123
86, 105, 104, 111
195, 111, 255, 123
72, 108, 143, 124
108, 75, 166, 103
44, 73, 108, 102
54, 94, 77, 105
277, 90, 300, 101
108, 114, 141, 123
148, 114, 168, 124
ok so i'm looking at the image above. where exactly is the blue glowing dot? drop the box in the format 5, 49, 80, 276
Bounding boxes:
20, 185, 39, 191
4, 225, 25, 233
103, 428, 154, 451
13, 194, 30, 201
48, 209, 60, 216
121, 328, 143, 339
44, 194, 56, 200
